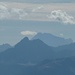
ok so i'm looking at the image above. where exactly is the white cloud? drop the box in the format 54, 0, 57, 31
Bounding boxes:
0, 4, 10, 19
10, 8, 28, 20
60, 33, 64, 37
32, 5, 44, 12
21, 31, 37, 36
0, 3, 28, 20
47, 10, 75, 24
0, 2, 75, 23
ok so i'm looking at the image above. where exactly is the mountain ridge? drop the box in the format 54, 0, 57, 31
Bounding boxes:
32, 32, 73, 47
0, 37, 54, 63
0, 44, 12, 53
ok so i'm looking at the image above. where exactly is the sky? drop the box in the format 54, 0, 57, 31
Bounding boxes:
0, 0, 75, 3
0, 0, 75, 45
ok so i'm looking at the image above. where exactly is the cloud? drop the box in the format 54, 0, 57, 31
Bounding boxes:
0, 3, 28, 20
0, 2, 75, 23
47, 10, 75, 24
60, 33, 64, 37
0, 3, 10, 19
0, 3, 44, 20
21, 31, 37, 36
10, 8, 28, 20
32, 6, 44, 12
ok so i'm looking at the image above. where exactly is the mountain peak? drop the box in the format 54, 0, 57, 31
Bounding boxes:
23, 37, 29, 41
15, 37, 29, 47
20, 37, 29, 42
32, 32, 73, 47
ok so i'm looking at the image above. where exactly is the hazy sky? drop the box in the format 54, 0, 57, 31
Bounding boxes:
0, 1, 75, 45
0, 0, 75, 3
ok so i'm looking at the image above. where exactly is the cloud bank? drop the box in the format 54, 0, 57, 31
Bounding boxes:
47, 10, 75, 24
10, 8, 28, 20
0, 3, 28, 20
0, 4, 10, 19
21, 31, 37, 36
32, 6, 44, 12
0, 2, 75, 25
0, 3, 45, 20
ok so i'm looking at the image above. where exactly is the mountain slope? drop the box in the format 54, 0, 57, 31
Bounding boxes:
0, 37, 54, 63
32, 57, 75, 75
54, 43, 75, 58
32, 33, 73, 47
0, 44, 11, 53
0, 57, 75, 75
0, 37, 75, 64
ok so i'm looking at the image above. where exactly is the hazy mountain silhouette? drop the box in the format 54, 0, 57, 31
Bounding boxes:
32, 56, 75, 75
0, 37, 75, 75
0, 56, 75, 75
0, 37, 75, 64
32, 33, 73, 47
0, 37, 54, 63
0, 44, 11, 53
54, 43, 75, 58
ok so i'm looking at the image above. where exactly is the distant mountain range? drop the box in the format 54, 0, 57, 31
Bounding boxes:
32, 33, 73, 47
0, 36, 75, 64
0, 37, 75, 75
0, 44, 12, 53
0, 37, 54, 63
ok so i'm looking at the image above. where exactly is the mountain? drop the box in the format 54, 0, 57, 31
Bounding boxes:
54, 43, 75, 58
0, 37, 74, 64
0, 37, 54, 64
32, 33, 73, 47
32, 56, 75, 75
0, 37, 75, 75
0, 44, 12, 53
0, 57, 75, 75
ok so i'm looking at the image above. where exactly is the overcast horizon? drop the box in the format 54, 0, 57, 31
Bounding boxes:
0, 0, 75, 45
